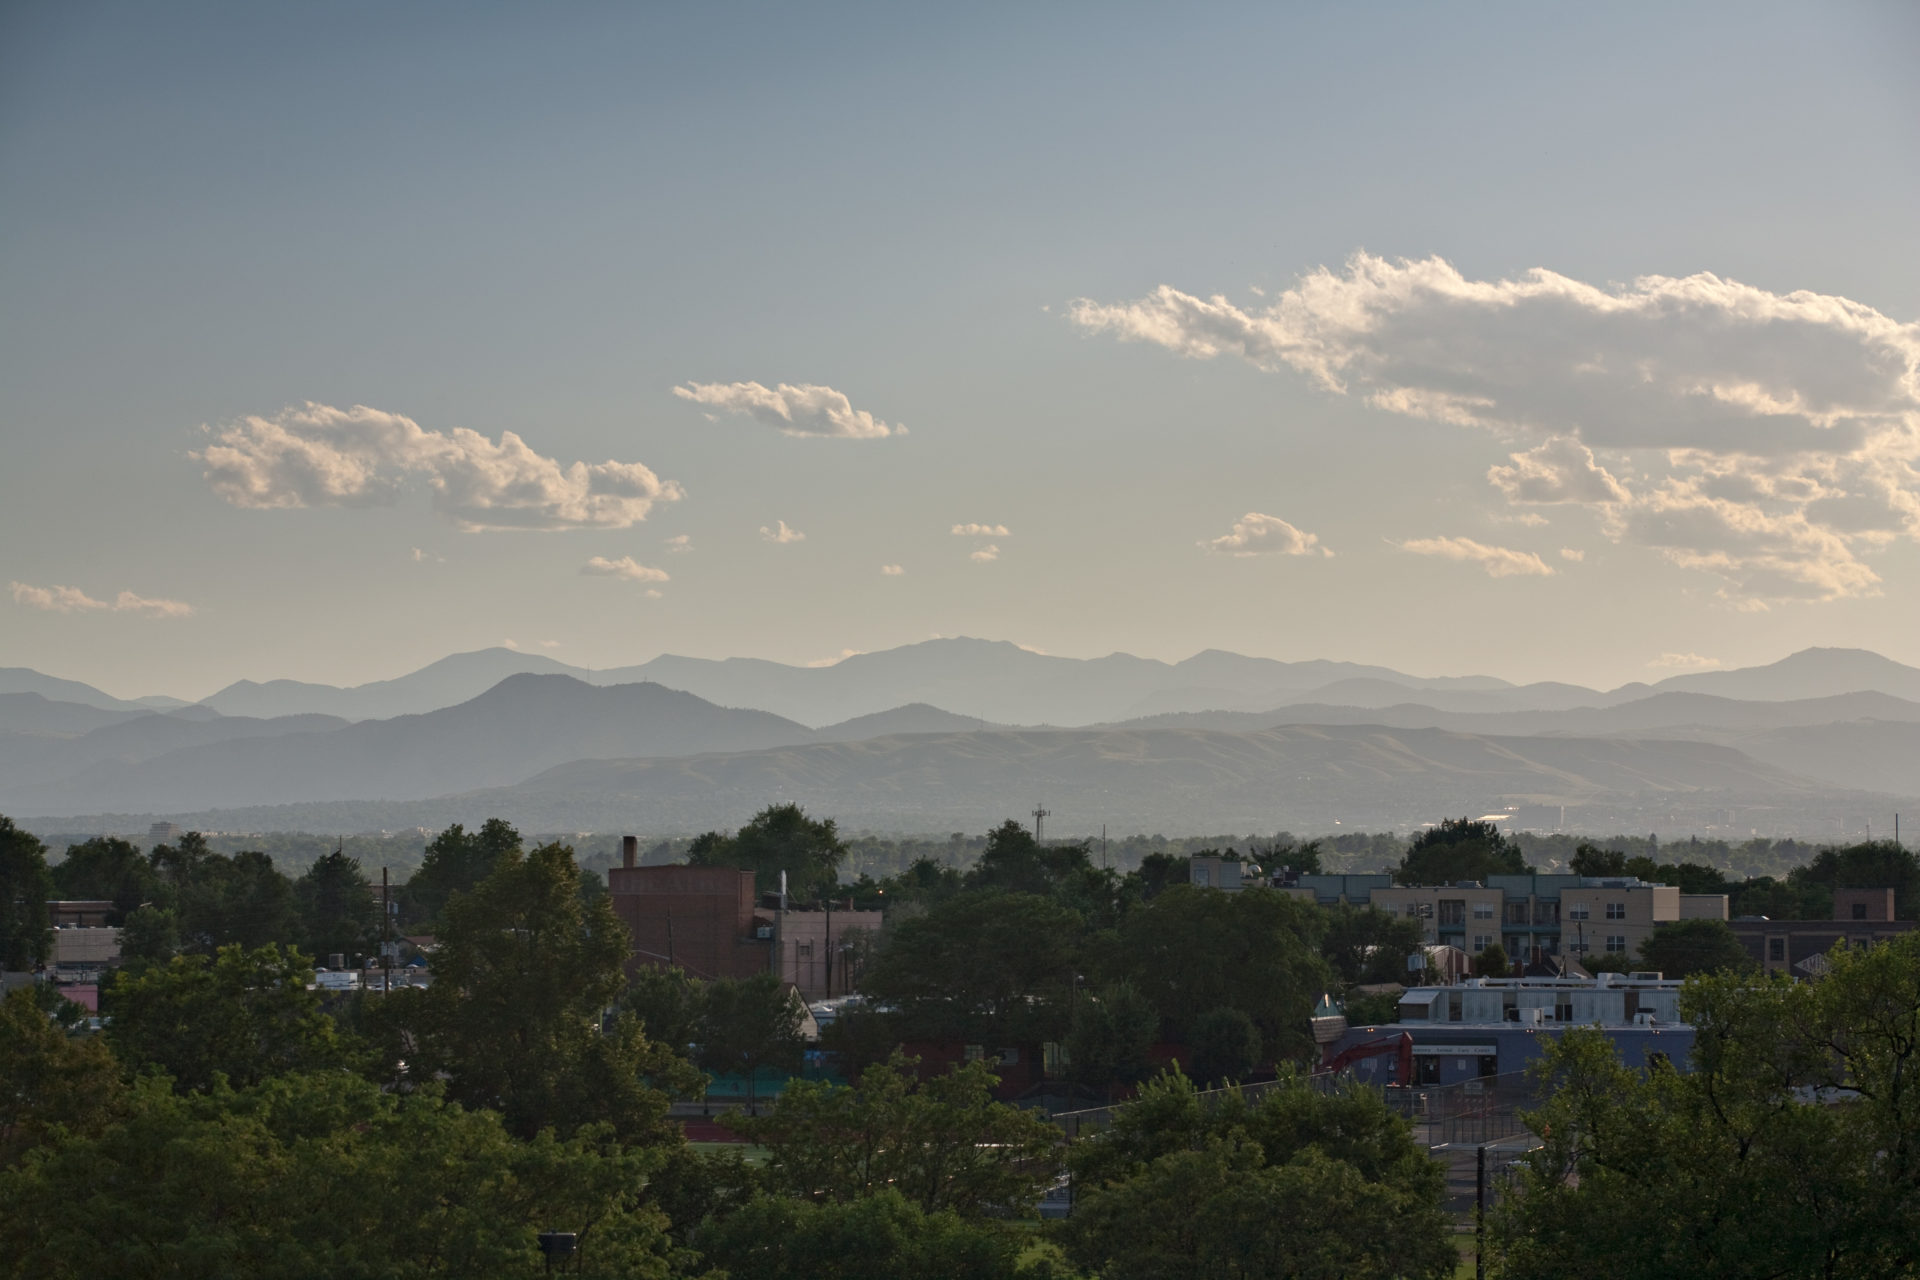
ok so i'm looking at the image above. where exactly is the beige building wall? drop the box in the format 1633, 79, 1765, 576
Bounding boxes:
1562, 885, 1678, 961
1371, 886, 1506, 953
1680, 894, 1730, 921
52, 926, 121, 967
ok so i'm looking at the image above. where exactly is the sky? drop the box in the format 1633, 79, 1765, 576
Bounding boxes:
3, 2, 1918, 702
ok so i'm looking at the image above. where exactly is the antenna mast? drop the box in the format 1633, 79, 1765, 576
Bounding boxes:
1032, 803, 1051, 844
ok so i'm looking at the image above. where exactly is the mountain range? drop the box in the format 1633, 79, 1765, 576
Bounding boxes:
4, 642, 1917, 837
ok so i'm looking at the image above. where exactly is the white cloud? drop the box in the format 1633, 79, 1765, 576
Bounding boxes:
410, 546, 445, 564
1649, 652, 1721, 670
1398, 537, 1555, 578
539, 639, 561, 649
675, 381, 902, 439
196, 402, 682, 531
970, 545, 1001, 562
880, 563, 905, 576
1074, 254, 1920, 605
1488, 437, 1630, 505
645, 589, 663, 599
761, 520, 806, 544
951, 523, 1010, 537
1559, 547, 1586, 562
1203, 512, 1331, 557
581, 555, 670, 584
665, 534, 693, 553
11, 581, 193, 617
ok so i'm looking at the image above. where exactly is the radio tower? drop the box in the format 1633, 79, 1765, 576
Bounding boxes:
1032, 803, 1051, 844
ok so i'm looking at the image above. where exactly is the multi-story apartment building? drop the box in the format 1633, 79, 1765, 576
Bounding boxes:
1295, 872, 1703, 963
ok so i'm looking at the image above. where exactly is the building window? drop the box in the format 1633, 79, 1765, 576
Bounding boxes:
1472, 935, 1492, 952
1439, 899, 1466, 925
1768, 938, 1785, 962
1605, 935, 1627, 953
1605, 902, 1626, 920
1405, 904, 1420, 918
1473, 903, 1495, 920
1505, 903, 1529, 925
1853, 903, 1869, 920
1568, 904, 1590, 920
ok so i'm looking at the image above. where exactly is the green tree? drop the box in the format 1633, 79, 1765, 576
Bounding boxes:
0, 817, 54, 971
1395, 817, 1529, 886
381, 840, 699, 1143
103, 943, 358, 1092
698, 971, 806, 1112
623, 963, 707, 1055
1124, 851, 1189, 902
1728, 874, 1830, 920
966, 820, 1099, 900
1108, 884, 1331, 1062
1792, 839, 1920, 919
688, 804, 849, 903
293, 848, 380, 960
0, 1071, 689, 1280
1320, 904, 1428, 985
118, 903, 181, 964
1189, 1007, 1262, 1085
691, 1189, 1034, 1280
862, 890, 1082, 1046
401, 817, 522, 925
731, 1051, 1061, 1218
1491, 932, 1920, 1280
1475, 942, 1510, 978
1636, 918, 1751, 979
1063, 1069, 1452, 1280
49, 836, 158, 923
174, 849, 300, 954
1065, 982, 1158, 1093
1568, 842, 1626, 877
1252, 834, 1324, 876
0, 986, 124, 1167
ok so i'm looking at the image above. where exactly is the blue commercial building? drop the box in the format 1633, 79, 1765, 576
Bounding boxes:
1325, 973, 1693, 1087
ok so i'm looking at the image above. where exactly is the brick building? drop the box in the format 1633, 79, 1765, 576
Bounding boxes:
1730, 886, 1916, 976
605, 838, 881, 1000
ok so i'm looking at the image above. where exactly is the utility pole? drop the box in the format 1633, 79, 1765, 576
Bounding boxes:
382, 865, 391, 995
1101, 824, 1108, 870
1475, 1145, 1487, 1280
1032, 803, 1050, 844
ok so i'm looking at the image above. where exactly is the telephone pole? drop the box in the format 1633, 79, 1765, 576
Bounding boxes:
1032, 803, 1051, 844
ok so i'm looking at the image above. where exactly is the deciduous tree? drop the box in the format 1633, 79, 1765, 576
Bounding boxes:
1636, 918, 1751, 979
0, 817, 53, 971
1063, 1069, 1452, 1280
1395, 817, 1529, 886
382, 840, 699, 1143
688, 804, 848, 903
1491, 932, 1920, 1279
0, 986, 123, 1167
698, 971, 806, 1112
730, 1051, 1061, 1218
103, 942, 358, 1092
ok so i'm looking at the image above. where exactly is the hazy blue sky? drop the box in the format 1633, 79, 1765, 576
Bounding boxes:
4, 2, 1917, 700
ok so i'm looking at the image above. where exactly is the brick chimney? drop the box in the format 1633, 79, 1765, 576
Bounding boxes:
622, 835, 638, 869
